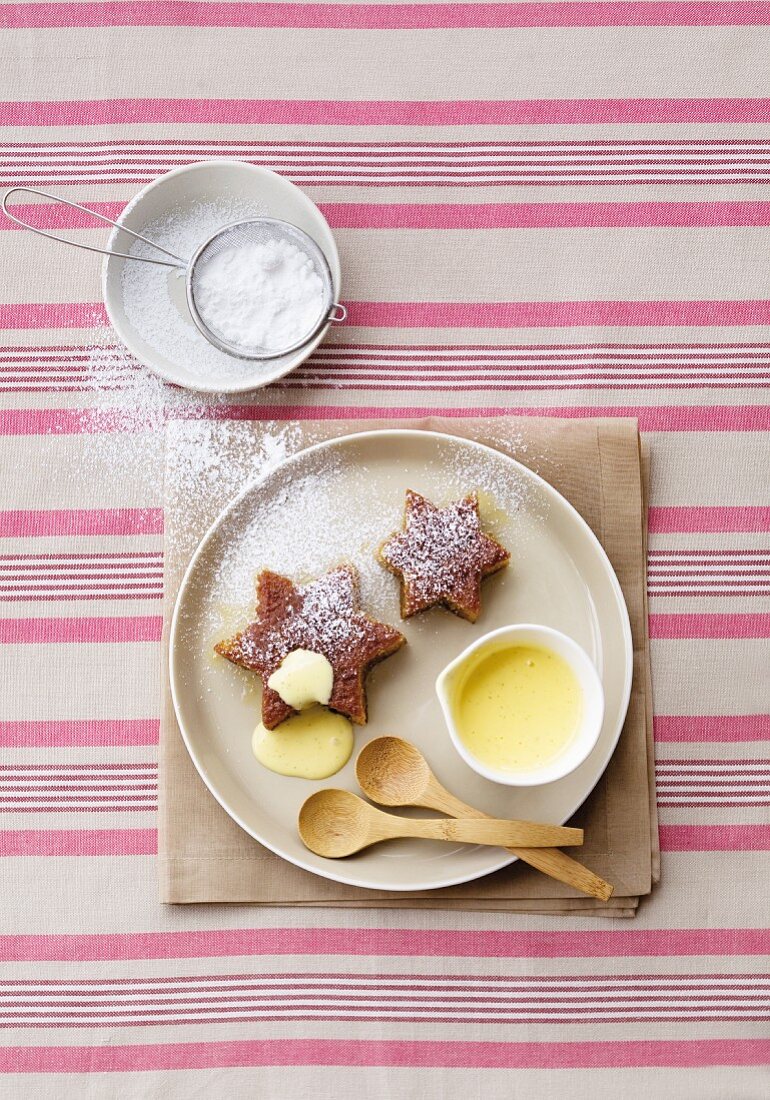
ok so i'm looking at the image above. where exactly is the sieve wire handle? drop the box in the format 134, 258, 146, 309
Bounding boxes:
1, 187, 187, 268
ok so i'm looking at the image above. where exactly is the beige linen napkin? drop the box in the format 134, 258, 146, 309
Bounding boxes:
159, 416, 657, 915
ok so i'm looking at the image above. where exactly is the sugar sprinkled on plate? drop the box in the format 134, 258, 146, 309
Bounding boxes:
202, 433, 539, 642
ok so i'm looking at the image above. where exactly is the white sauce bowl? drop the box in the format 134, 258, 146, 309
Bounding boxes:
436, 624, 605, 787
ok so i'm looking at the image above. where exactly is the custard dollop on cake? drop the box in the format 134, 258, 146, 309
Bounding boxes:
379, 490, 510, 622
214, 565, 406, 729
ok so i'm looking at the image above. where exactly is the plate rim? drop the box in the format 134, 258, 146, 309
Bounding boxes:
169, 427, 634, 891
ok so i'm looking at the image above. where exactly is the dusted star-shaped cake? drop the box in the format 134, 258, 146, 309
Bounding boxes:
379, 490, 510, 622
214, 565, 406, 729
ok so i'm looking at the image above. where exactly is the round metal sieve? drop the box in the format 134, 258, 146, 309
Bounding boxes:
186, 217, 345, 359
1, 188, 346, 361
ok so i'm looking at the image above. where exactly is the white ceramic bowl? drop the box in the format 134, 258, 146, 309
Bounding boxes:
436, 624, 605, 787
102, 160, 342, 393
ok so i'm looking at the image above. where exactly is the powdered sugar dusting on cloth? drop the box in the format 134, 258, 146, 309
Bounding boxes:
66, 327, 307, 521
69, 322, 227, 502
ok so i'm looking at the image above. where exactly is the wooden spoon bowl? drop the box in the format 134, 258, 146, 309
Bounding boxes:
298, 789, 372, 859
355, 735, 430, 806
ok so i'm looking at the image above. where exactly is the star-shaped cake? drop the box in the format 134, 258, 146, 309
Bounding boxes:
379, 490, 510, 622
214, 565, 406, 729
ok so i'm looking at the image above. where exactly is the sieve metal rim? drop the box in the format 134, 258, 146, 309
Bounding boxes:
185, 217, 343, 361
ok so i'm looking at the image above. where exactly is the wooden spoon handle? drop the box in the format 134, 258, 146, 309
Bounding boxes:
397, 817, 583, 848
427, 785, 613, 901
502, 846, 614, 901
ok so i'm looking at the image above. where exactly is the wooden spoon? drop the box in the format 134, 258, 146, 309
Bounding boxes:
298, 788, 583, 859
356, 736, 614, 901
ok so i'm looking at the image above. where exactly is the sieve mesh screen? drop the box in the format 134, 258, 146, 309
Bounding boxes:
187, 218, 335, 360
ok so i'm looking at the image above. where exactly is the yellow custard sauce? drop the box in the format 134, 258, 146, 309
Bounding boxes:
252, 707, 353, 780
452, 644, 583, 773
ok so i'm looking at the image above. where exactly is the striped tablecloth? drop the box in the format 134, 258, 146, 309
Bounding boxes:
1, 3, 769, 1096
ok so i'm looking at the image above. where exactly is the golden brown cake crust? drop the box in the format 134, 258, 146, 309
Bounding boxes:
379, 490, 510, 622
214, 565, 406, 729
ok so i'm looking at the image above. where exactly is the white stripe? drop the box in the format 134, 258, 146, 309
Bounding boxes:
648, 583, 770, 590
4, 349, 770, 363
0, 775, 156, 783
656, 783, 770, 791
657, 763, 770, 772
6, 361, 770, 374
2, 1007, 766, 1023
3, 995, 766, 1008
0, 561, 162, 568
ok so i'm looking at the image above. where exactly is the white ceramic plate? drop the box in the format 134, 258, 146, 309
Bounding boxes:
170, 430, 633, 891
102, 161, 342, 393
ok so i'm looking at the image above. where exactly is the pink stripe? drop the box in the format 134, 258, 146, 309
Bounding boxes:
7, 382, 770, 397
2, 404, 769, 435
1, 576, 163, 585
660, 825, 770, 851
13, 199, 770, 231
0, 302, 106, 329
10, 166, 770, 178
649, 550, 770, 557
4, 99, 770, 127
649, 613, 770, 638
0, 829, 156, 856
0, 508, 163, 537
4, 2, 770, 30
1, 973, 764, 986
107, 403, 770, 432
655, 715, 769, 741
1, 1038, 768, 1072
0, 719, 159, 747
0, 201, 132, 230
5, 299, 770, 330
0, 927, 765, 961
648, 506, 770, 532
5, 983, 767, 999
7, 154, 770, 168
346, 300, 770, 328
0, 617, 162, 643
324, 200, 770, 229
